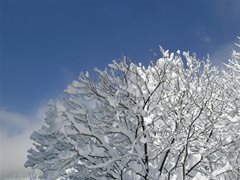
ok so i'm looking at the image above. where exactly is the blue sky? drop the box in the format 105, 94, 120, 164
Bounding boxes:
0, 0, 240, 177
1, 0, 240, 114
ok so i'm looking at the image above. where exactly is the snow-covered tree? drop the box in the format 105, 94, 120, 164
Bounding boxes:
224, 39, 240, 117
221, 40, 240, 180
25, 48, 240, 179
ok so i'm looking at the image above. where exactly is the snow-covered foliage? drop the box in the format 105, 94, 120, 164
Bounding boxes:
25, 46, 240, 180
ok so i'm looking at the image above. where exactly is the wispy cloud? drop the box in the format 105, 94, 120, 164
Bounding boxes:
203, 36, 211, 43
210, 42, 234, 67
210, 37, 240, 65
195, 25, 212, 44
0, 105, 48, 178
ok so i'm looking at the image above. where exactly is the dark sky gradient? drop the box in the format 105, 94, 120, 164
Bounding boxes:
1, 0, 240, 114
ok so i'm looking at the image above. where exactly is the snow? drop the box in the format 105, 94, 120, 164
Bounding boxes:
106, 96, 118, 107
104, 135, 110, 143
192, 172, 208, 180
138, 109, 148, 117
157, 58, 166, 68
25, 47, 240, 179
112, 121, 118, 128
140, 136, 148, 144
225, 114, 239, 122
144, 116, 153, 125
212, 162, 232, 177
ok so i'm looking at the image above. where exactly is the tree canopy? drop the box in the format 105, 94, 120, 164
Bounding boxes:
25, 45, 240, 180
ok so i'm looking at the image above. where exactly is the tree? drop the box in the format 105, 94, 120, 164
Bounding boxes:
224, 39, 240, 118
25, 48, 240, 179
221, 40, 240, 179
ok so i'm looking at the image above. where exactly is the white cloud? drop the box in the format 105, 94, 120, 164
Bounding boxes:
195, 25, 212, 44
203, 36, 211, 43
210, 42, 234, 67
207, 38, 240, 70
0, 105, 48, 178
